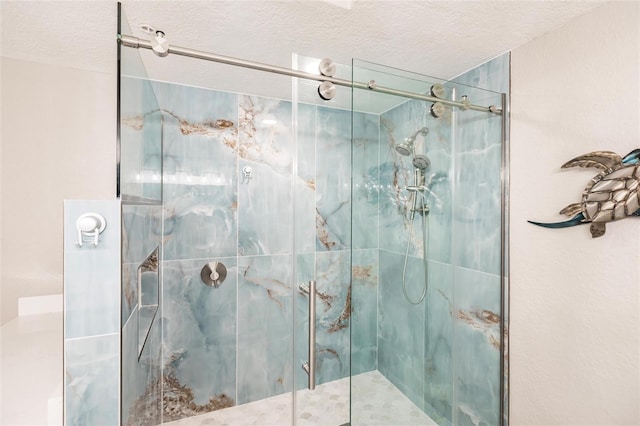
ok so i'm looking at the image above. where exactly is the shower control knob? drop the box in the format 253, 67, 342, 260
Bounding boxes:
201, 261, 227, 288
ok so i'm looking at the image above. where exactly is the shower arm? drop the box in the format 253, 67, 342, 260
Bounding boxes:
118, 34, 502, 115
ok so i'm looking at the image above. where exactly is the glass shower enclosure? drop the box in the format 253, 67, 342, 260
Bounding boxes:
114, 4, 508, 425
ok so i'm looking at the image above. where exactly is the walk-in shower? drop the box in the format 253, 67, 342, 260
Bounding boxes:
62, 4, 508, 425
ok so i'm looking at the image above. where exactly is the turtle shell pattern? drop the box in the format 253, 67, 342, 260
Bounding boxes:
560, 151, 640, 224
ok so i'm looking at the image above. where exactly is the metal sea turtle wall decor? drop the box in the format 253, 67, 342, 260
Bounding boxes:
528, 149, 640, 238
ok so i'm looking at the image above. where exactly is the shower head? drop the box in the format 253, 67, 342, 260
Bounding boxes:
395, 143, 413, 156
412, 154, 431, 170
394, 127, 429, 156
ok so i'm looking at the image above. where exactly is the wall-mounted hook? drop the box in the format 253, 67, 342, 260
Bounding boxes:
76, 213, 106, 247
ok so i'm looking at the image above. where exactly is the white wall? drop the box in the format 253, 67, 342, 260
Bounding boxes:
510, 2, 640, 425
0, 58, 116, 324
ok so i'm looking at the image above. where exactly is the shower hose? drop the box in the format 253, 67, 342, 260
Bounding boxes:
401, 207, 429, 305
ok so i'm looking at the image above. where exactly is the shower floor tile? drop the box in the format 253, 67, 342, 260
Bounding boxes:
164, 370, 436, 426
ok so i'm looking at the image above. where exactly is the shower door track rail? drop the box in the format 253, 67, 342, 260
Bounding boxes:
119, 34, 502, 115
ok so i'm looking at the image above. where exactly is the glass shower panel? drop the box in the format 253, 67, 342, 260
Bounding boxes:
351, 58, 506, 426
292, 53, 353, 426
118, 5, 162, 202
118, 5, 164, 426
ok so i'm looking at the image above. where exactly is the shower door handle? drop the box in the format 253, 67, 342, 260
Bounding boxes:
299, 280, 316, 390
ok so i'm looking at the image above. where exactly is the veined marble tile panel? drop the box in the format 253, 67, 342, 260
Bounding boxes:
120, 76, 162, 200
161, 258, 238, 422
424, 260, 454, 425
453, 266, 502, 426
237, 254, 294, 404
65, 333, 119, 426
352, 111, 381, 250
121, 306, 162, 426
351, 248, 378, 375
377, 249, 425, 410
162, 114, 238, 260
295, 103, 317, 254
314, 250, 351, 384
315, 106, 351, 251
238, 158, 293, 256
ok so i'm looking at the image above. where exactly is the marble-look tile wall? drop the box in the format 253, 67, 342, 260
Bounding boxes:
63, 200, 121, 425
449, 53, 509, 426
118, 73, 165, 426
374, 53, 509, 425
121, 203, 163, 426
132, 81, 373, 423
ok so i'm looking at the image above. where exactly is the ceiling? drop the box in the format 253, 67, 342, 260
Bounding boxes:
2, 1, 607, 111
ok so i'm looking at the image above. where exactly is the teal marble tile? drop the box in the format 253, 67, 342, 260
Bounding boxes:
316, 106, 351, 251
377, 250, 425, 410
314, 250, 351, 384
122, 204, 163, 264
121, 305, 162, 426
150, 80, 239, 125
237, 254, 293, 403
154, 81, 239, 261
452, 110, 503, 275
120, 77, 162, 201
453, 266, 501, 426
295, 103, 317, 254
452, 53, 510, 94
161, 113, 238, 260
238, 158, 293, 255
63, 200, 120, 339
121, 204, 162, 325
65, 333, 119, 426
352, 112, 380, 250
161, 258, 237, 415
449, 54, 507, 276
423, 260, 454, 424
351, 249, 378, 375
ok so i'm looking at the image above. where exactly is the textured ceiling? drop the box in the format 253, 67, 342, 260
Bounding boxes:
2, 1, 608, 110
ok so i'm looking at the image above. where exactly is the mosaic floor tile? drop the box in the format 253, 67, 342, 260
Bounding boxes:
164, 370, 436, 426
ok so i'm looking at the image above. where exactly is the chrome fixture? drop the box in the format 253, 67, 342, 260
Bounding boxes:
460, 95, 471, 110
430, 102, 445, 118
430, 83, 445, 99
318, 58, 336, 77
241, 165, 253, 184
395, 127, 429, 156
201, 261, 227, 288
119, 34, 503, 114
412, 154, 430, 170
299, 281, 316, 390
151, 30, 169, 57
318, 81, 336, 100
395, 126, 433, 305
